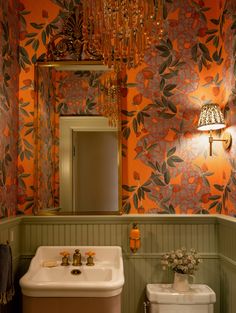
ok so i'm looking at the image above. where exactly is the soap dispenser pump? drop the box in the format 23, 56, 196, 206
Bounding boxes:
130, 223, 141, 253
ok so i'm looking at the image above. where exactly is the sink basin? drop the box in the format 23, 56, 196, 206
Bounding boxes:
31, 267, 113, 282
20, 246, 124, 298
31, 266, 112, 284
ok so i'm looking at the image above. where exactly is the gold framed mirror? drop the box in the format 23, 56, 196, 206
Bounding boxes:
34, 61, 122, 215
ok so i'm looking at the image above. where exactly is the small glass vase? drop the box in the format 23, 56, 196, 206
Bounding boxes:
172, 272, 190, 292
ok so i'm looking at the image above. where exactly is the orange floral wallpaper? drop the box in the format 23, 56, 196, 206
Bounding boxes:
0, 0, 19, 218
13, 0, 236, 216
122, 0, 236, 215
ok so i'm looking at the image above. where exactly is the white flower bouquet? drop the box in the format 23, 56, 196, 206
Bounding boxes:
161, 247, 202, 275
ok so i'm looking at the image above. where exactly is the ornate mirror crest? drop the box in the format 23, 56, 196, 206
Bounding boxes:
46, 5, 102, 61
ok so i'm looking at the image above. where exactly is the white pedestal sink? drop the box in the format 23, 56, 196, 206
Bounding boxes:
20, 246, 124, 313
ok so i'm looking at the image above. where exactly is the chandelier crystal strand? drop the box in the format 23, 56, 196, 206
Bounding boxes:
83, 0, 164, 70
98, 71, 119, 126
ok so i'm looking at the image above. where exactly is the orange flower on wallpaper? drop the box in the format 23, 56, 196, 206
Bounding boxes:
42, 10, 48, 18
133, 94, 143, 105
133, 171, 140, 181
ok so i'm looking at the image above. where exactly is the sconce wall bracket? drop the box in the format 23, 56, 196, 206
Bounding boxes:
209, 131, 232, 156
222, 132, 232, 150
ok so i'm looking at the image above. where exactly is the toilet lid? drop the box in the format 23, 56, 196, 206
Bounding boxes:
146, 284, 216, 304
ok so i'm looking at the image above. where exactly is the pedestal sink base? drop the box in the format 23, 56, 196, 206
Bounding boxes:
22, 294, 121, 313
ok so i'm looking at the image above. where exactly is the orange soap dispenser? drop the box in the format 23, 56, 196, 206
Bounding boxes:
129, 223, 140, 253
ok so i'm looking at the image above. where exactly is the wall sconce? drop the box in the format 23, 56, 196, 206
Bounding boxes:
197, 103, 232, 156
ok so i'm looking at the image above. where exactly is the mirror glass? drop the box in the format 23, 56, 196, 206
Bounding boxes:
34, 62, 121, 215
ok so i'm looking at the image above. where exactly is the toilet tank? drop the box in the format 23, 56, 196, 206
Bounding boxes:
146, 284, 216, 313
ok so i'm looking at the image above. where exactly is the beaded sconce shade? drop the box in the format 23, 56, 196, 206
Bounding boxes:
197, 103, 226, 131
197, 103, 232, 156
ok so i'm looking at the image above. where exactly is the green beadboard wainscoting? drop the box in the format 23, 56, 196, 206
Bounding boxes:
19, 215, 220, 313
0, 217, 21, 268
1, 214, 236, 313
218, 217, 236, 313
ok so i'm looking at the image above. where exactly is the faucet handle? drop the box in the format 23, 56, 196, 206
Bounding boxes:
60, 251, 70, 266
85, 251, 95, 266
60, 251, 70, 257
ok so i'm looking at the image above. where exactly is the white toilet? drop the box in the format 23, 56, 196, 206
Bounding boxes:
146, 283, 216, 313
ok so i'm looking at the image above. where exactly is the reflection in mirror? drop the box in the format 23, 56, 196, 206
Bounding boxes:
60, 116, 119, 213
34, 62, 121, 215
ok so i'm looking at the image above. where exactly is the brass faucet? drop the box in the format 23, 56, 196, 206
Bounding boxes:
72, 249, 82, 266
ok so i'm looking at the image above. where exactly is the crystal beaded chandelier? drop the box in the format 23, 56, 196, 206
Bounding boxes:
82, 0, 164, 70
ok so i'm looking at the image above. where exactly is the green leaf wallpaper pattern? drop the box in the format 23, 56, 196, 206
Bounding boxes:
1, 0, 236, 217
0, 0, 19, 218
